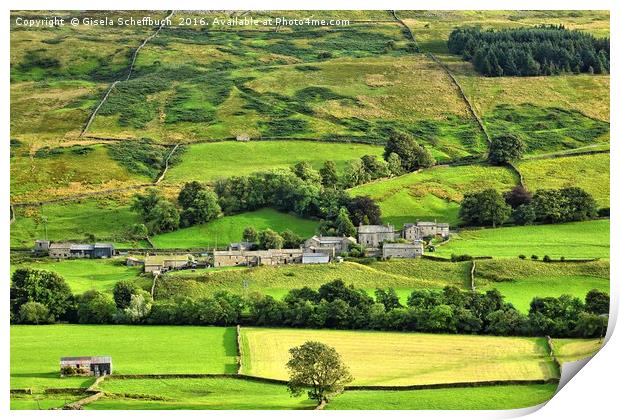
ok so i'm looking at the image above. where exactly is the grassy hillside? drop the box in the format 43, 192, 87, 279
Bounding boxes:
10, 196, 143, 248
434, 219, 609, 259
158, 259, 470, 301
349, 164, 518, 226
10, 325, 237, 390
10, 144, 150, 203
474, 259, 609, 312
239, 327, 557, 385
150, 208, 319, 248
163, 141, 385, 185
517, 153, 610, 207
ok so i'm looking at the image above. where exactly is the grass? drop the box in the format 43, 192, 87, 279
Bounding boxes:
163, 140, 385, 185
10, 258, 145, 295
553, 338, 603, 364
10, 393, 86, 410
150, 208, 319, 249
239, 327, 558, 386
10, 144, 149, 205
517, 153, 610, 208
349, 164, 518, 226
474, 259, 609, 312
10, 196, 143, 248
88, 377, 314, 410
326, 384, 557, 410
10, 325, 237, 391
158, 259, 470, 301
434, 219, 610, 259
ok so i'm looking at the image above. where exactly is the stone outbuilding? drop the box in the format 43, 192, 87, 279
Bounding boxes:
303, 236, 356, 257
382, 242, 424, 259
60, 356, 112, 376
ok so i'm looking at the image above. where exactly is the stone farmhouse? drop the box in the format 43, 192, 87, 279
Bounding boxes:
144, 254, 194, 274
303, 235, 356, 257
214, 248, 303, 267
46, 242, 114, 259
359, 221, 450, 259
357, 224, 397, 248
402, 221, 450, 240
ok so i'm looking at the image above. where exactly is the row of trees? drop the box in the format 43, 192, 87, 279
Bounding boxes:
12, 269, 607, 339
448, 25, 610, 77
459, 186, 599, 227
240, 227, 304, 249
129, 130, 437, 237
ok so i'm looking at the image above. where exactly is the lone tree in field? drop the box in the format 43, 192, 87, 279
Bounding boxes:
488, 134, 526, 164
286, 341, 353, 405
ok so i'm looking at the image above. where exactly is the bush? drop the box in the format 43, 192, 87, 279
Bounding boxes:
518, 254, 526, 260
543, 255, 552, 262
531, 255, 539, 260
18, 301, 53, 324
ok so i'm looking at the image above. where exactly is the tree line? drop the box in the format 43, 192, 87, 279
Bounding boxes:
459, 185, 600, 228
129, 131, 435, 240
448, 25, 610, 77
11, 269, 608, 339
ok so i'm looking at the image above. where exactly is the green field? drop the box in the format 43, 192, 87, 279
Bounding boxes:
239, 327, 558, 386
151, 208, 319, 249
10, 258, 145, 295
89, 377, 314, 410
10, 393, 87, 410
474, 259, 609, 312
159, 259, 469, 301
10, 196, 144, 249
326, 384, 557, 410
163, 141, 385, 185
434, 220, 610, 259
10, 325, 237, 391
349, 164, 518, 226
517, 153, 610, 208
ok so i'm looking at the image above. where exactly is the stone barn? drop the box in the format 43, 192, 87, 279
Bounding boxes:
60, 356, 112, 376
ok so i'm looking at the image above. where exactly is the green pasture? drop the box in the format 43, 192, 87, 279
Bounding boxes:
326, 384, 557, 410
10, 325, 237, 391
434, 219, 609, 259
163, 141, 385, 185
89, 377, 314, 410
10, 258, 145, 295
10, 197, 143, 249
150, 208, 319, 249
349, 164, 518, 226
517, 153, 610, 208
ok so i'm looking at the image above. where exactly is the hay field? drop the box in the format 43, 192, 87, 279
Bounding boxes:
239, 327, 557, 386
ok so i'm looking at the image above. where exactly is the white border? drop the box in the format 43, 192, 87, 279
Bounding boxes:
2, 1, 616, 419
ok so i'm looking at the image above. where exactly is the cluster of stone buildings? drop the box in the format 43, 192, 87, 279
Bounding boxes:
34, 240, 115, 259
359, 221, 449, 259
213, 235, 355, 268
213, 221, 449, 267
34, 221, 449, 272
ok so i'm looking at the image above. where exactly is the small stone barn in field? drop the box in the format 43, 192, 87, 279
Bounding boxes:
60, 356, 112, 376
